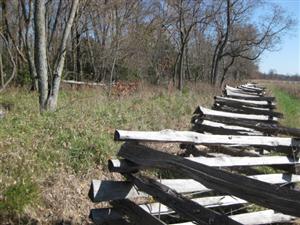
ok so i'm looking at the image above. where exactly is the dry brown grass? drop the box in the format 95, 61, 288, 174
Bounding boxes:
270, 81, 300, 99
0, 82, 220, 224
254, 79, 300, 98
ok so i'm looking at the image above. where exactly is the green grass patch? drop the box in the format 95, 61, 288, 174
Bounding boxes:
0, 179, 39, 214
272, 88, 300, 128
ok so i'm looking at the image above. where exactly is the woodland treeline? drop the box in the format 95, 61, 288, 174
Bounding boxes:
0, 0, 295, 111
260, 73, 300, 81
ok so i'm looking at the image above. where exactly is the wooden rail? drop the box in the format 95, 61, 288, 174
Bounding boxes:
192, 115, 300, 137
194, 106, 278, 122
117, 143, 300, 217
114, 130, 300, 151
108, 155, 299, 172
62, 79, 106, 86
127, 173, 242, 225
90, 209, 295, 225
215, 96, 276, 108
212, 103, 283, 118
91, 174, 300, 202
192, 119, 263, 135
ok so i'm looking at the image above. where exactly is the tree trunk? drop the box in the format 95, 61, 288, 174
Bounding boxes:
27, 49, 38, 91
34, 0, 48, 112
26, 31, 38, 91
211, 56, 218, 85
210, 0, 231, 86
177, 1, 184, 91
0, 53, 4, 88
185, 47, 191, 81
0, 32, 16, 92
87, 38, 99, 82
47, 0, 62, 50
219, 57, 235, 88
71, 15, 81, 81
177, 50, 184, 91
210, 42, 219, 85
172, 54, 179, 86
109, 7, 120, 95
76, 28, 81, 80
26, 10, 38, 91
109, 53, 117, 95
47, 0, 79, 111
1, 0, 9, 41
21, 0, 38, 91
71, 24, 76, 79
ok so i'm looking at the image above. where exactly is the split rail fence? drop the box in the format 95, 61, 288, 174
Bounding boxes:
88, 82, 300, 225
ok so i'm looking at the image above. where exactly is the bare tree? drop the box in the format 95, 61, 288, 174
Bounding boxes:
21, 0, 38, 90
217, 1, 294, 86
0, 32, 16, 93
34, 0, 79, 112
166, 0, 212, 90
34, 0, 48, 111
0, 53, 3, 88
0, 0, 295, 95
210, 0, 231, 85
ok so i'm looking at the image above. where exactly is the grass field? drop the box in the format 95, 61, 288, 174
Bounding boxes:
0, 83, 219, 224
1, 80, 300, 224
268, 81, 300, 128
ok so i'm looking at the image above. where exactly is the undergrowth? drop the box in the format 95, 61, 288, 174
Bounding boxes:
0, 83, 218, 218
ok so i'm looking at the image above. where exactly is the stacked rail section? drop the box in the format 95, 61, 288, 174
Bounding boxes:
89, 82, 300, 225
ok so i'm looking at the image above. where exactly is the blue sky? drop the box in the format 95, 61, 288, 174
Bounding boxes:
258, 0, 300, 75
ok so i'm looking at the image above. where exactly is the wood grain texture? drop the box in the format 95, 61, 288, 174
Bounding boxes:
194, 106, 278, 122
115, 130, 300, 149
212, 103, 283, 118
111, 199, 167, 225
91, 173, 300, 202
118, 143, 300, 217
192, 120, 263, 136
215, 96, 276, 108
192, 115, 300, 138
127, 173, 242, 225
223, 91, 275, 101
172, 210, 295, 225
109, 155, 299, 170
90, 209, 295, 225
90, 179, 211, 202
225, 85, 262, 96
90, 195, 247, 224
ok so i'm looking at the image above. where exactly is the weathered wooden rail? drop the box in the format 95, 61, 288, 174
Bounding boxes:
192, 115, 300, 137
88, 83, 300, 225
212, 103, 283, 118
215, 96, 276, 108
193, 106, 279, 122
